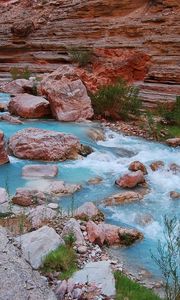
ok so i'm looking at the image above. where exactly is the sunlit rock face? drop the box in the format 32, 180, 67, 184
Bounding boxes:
8, 128, 81, 161
0, 0, 179, 107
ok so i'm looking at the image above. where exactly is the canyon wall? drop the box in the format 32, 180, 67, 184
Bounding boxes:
0, 0, 180, 107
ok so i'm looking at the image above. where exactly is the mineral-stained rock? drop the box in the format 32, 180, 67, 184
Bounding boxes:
61, 218, 85, 246
8, 93, 51, 118
40, 66, 94, 122
128, 161, 147, 175
103, 191, 143, 206
0, 226, 56, 300
150, 160, 165, 171
86, 221, 143, 246
74, 202, 104, 221
22, 164, 58, 178
115, 170, 145, 188
170, 191, 180, 200
166, 138, 180, 147
16, 225, 64, 269
0, 130, 9, 165
8, 128, 81, 161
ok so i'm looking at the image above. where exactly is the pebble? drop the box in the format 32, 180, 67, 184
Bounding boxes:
47, 203, 59, 209
77, 246, 87, 254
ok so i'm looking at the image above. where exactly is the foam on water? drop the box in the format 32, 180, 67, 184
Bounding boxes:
0, 107, 179, 276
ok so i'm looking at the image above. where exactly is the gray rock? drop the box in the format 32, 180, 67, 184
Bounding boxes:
27, 205, 58, 228
55, 280, 67, 300
61, 218, 85, 246
0, 188, 8, 204
0, 226, 56, 300
72, 260, 115, 296
16, 225, 64, 269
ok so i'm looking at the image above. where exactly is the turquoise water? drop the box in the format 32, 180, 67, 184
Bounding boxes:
0, 93, 180, 277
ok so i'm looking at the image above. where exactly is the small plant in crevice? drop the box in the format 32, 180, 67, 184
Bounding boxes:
10, 66, 32, 80
157, 96, 180, 127
145, 110, 163, 141
68, 47, 93, 67
64, 232, 76, 248
91, 78, 141, 121
151, 216, 180, 300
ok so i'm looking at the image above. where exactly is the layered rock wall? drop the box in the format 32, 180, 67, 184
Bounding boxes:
0, 0, 179, 107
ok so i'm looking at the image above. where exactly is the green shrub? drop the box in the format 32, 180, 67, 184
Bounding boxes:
115, 271, 162, 300
157, 96, 180, 127
68, 48, 93, 67
41, 244, 77, 280
91, 79, 141, 120
10, 66, 31, 80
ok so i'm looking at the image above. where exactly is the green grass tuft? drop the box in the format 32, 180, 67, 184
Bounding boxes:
115, 271, 162, 300
41, 244, 77, 280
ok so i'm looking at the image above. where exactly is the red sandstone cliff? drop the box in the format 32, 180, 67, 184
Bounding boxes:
0, 0, 179, 107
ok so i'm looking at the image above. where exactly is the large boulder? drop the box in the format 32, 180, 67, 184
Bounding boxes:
104, 191, 143, 206
115, 170, 145, 188
8, 93, 51, 118
8, 128, 81, 161
0, 78, 35, 95
40, 65, 93, 122
72, 261, 116, 297
0, 130, 9, 165
12, 188, 47, 207
86, 221, 143, 246
16, 225, 64, 269
0, 226, 56, 300
22, 164, 58, 178
27, 205, 58, 228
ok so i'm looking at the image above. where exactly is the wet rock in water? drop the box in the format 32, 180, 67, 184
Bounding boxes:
128, 161, 148, 175
0, 187, 8, 204
12, 188, 47, 207
79, 144, 93, 157
0, 78, 35, 95
88, 176, 103, 185
74, 202, 104, 221
40, 66, 93, 122
86, 221, 143, 246
8, 128, 81, 161
115, 171, 145, 188
169, 163, 180, 174
150, 161, 165, 171
22, 164, 58, 178
170, 191, 180, 200
0, 102, 7, 112
112, 147, 136, 158
87, 127, 105, 141
15, 225, 64, 269
0, 112, 23, 124
134, 213, 154, 226
8, 93, 51, 118
27, 205, 58, 228
61, 218, 85, 246
0, 226, 56, 299
166, 138, 180, 147
103, 191, 143, 206
0, 130, 9, 165
72, 260, 116, 297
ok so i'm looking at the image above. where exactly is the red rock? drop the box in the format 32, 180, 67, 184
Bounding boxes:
104, 191, 143, 206
11, 19, 34, 37
8, 93, 51, 118
115, 171, 145, 188
86, 221, 143, 246
150, 161, 164, 171
128, 161, 147, 175
1, 79, 35, 95
170, 191, 180, 200
12, 188, 47, 207
22, 165, 58, 178
0, 130, 9, 165
40, 66, 93, 122
166, 138, 180, 147
0, 113, 23, 124
8, 128, 81, 161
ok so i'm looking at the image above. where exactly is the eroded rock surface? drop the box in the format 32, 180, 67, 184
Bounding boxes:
0, 226, 56, 300
8, 128, 81, 161
0, 130, 9, 165
115, 170, 145, 188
